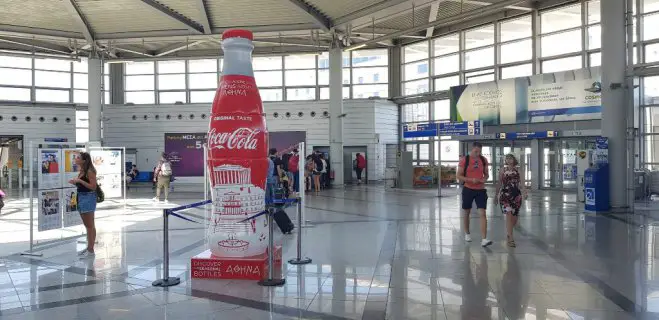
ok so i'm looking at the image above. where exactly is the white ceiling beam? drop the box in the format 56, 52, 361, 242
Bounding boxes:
0, 37, 72, 55
252, 39, 329, 48
111, 45, 154, 57
446, 0, 532, 11
60, 0, 95, 44
426, 0, 444, 38
286, 0, 331, 32
195, 0, 212, 34
154, 40, 208, 56
333, 0, 417, 28
139, 0, 205, 34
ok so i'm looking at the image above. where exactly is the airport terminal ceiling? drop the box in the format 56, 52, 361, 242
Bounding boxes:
0, 0, 572, 60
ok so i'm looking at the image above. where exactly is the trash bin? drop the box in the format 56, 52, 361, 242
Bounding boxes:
635, 170, 648, 200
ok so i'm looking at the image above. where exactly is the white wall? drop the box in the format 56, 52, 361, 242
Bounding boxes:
103, 99, 399, 183
0, 106, 76, 143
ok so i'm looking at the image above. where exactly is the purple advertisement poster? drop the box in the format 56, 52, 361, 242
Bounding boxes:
269, 131, 306, 156
164, 133, 207, 177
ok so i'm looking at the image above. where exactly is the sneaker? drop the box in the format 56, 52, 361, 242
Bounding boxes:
465, 234, 472, 242
78, 249, 95, 258
152, 197, 159, 202
481, 239, 493, 247
163, 199, 169, 204
77, 249, 88, 256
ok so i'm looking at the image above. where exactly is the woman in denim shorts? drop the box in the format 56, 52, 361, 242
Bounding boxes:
68, 152, 98, 258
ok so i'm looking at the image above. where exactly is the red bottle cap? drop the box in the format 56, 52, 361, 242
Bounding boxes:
222, 29, 253, 41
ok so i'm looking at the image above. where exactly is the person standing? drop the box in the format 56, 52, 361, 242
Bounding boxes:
266, 148, 282, 203
496, 154, 527, 247
312, 154, 323, 194
68, 152, 97, 258
355, 153, 366, 185
288, 149, 300, 193
457, 142, 492, 247
153, 153, 173, 203
319, 153, 328, 188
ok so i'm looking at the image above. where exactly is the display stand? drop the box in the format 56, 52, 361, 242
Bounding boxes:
88, 146, 127, 208
297, 142, 313, 228
258, 208, 286, 287
288, 199, 312, 265
21, 141, 42, 257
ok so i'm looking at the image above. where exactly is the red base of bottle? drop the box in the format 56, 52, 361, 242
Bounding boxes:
190, 247, 282, 280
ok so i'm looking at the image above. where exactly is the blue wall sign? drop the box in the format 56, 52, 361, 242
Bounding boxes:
403, 123, 438, 138
497, 131, 558, 140
438, 121, 482, 136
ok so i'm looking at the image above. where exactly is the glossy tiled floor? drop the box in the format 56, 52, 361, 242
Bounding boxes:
0, 185, 658, 319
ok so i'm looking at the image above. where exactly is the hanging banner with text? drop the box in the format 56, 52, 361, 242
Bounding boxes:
450, 67, 601, 125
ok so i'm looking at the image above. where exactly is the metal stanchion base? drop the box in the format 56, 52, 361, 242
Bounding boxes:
258, 278, 286, 287
288, 257, 312, 265
20, 252, 43, 257
152, 277, 180, 287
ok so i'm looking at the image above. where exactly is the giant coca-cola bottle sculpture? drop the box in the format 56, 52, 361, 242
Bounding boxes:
207, 29, 269, 258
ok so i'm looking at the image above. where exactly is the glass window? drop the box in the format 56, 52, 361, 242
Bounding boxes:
588, 0, 601, 24
465, 25, 494, 49
318, 68, 351, 85
644, 76, 659, 104
159, 91, 186, 104
0, 87, 30, 101
190, 90, 216, 103
500, 16, 532, 42
0, 68, 31, 86
126, 91, 155, 104
318, 52, 351, 68
588, 25, 601, 50
126, 75, 155, 90
285, 55, 316, 69
402, 103, 429, 122
433, 34, 460, 56
158, 74, 186, 90
73, 73, 88, 89
125, 61, 154, 75
647, 43, 659, 63
76, 110, 89, 127
500, 39, 532, 64
464, 47, 494, 69
403, 79, 429, 95
542, 55, 582, 73
285, 70, 316, 86
253, 56, 282, 70
403, 41, 429, 63
34, 58, 70, 71
433, 54, 459, 75
351, 49, 388, 67
501, 64, 532, 79
644, 13, 659, 41
189, 59, 218, 73
76, 128, 89, 144
353, 84, 387, 98
0, 56, 31, 69
541, 29, 582, 57
189, 73, 218, 89
465, 69, 495, 84
73, 59, 88, 73
254, 71, 282, 87
260, 88, 283, 101
434, 76, 460, 91
589, 52, 602, 67
36, 89, 69, 102
157, 60, 185, 74
433, 100, 450, 120
352, 67, 388, 84
419, 144, 430, 160
439, 140, 460, 162
541, 4, 582, 33
286, 88, 315, 100
645, 0, 659, 13
403, 60, 429, 81
73, 90, 88, 104
320, 87, 350, 99
35, 71, 71, 88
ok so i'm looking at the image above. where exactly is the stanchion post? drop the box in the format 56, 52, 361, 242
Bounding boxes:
22, 141, 42, 257
258, 208, 285, 286
288, 199, 312, 265
152, 209, 180, 287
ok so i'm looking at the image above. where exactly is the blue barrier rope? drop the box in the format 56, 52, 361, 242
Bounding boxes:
166, 198, 299, 224
169, 199, 213, 213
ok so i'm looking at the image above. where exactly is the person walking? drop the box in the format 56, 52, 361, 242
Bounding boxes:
457, 142, 492, 247
153, 153, 173, 203
319, 153, 328, 188
312, 154, 323, 194
496, 154, 527, 247
68, 152, 97, 258
355, 153, 366, 185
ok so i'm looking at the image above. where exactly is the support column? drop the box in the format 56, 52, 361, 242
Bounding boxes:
601, 0, 628, 208
329, 44, 344, 186
88, 58, 103, 143
530, 139, 541, 190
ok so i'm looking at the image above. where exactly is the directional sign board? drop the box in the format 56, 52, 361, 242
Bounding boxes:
403, 123, 438, 138
438, 121, 482, 136
496, 131, 558, 140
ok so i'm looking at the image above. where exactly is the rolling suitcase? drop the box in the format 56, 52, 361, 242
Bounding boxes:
273, 209, 294, 234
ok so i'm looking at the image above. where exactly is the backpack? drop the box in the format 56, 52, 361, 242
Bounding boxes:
463, 154, 487, 183
288, 154, 299, 173
281, 154, 290, 171
160, 161, 172, 176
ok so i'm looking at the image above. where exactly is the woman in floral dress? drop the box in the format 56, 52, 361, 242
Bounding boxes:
496, 154, 528, 247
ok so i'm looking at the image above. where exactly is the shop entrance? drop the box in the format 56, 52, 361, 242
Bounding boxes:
476, 140, 532, 186
541, 138, 597, 190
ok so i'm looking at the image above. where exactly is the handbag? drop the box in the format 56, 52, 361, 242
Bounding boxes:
96, 184, 105, 203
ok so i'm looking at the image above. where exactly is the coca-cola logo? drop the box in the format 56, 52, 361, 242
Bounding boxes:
208, 127, 260, 150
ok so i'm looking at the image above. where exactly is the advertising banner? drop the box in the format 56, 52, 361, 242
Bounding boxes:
594, 137, 609, 164
62, 188, 82, 228
164, 133, 208, 177
413, 167, 434, 186
90, 149, 123, 199
63, 149, 84, 183
38, 149, 63, 190
269, 131, 306, 154
450, 67, 601, 125
38, 189, 62, 231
